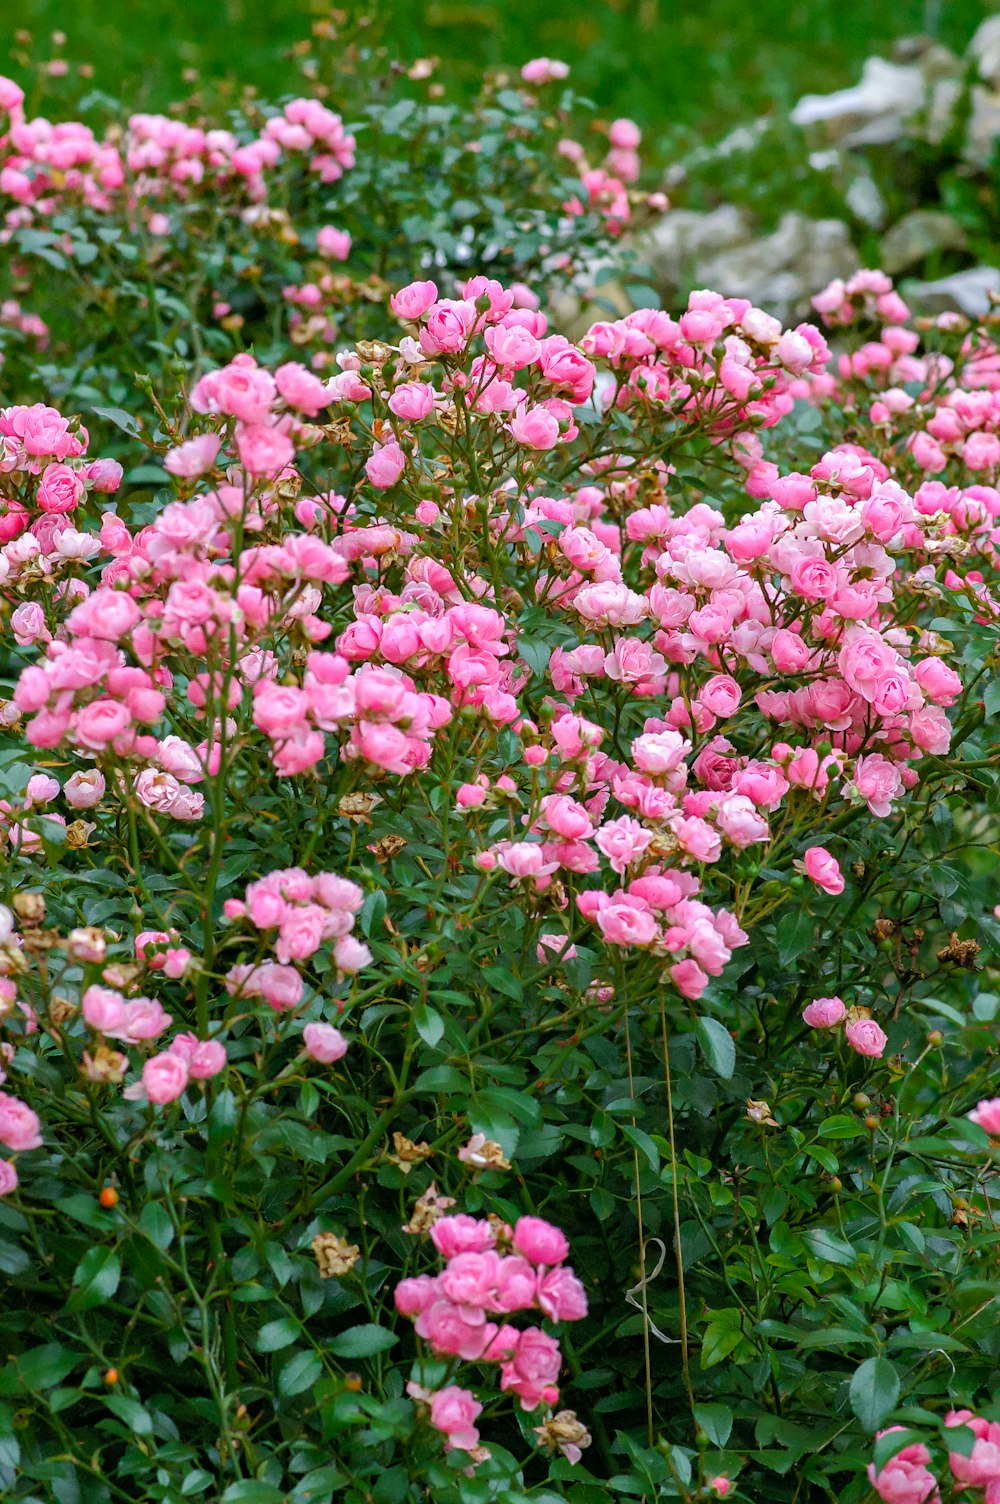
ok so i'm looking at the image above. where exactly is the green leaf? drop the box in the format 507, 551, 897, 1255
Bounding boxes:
0, 1344, 80, 1394
803, 1228, 856, 1266
67, 1247, 121, 1312
91, 404, 142, 437
817, 1115, 866, 1139
701, 1309, 747, 1368
220, 1485, 287, 1504
138, 1201, 174, 1251
777, 909, 814, 966
328, 1324, 398, 1359
277, 1349, 323, 1399
693, 1402, 733, 1447
696, 1017, 735, 1079
103, 1393, 154, 1434
850, 1356, 900, 1433
413, 1002, 444, 1048
255, 1317, 301, 1353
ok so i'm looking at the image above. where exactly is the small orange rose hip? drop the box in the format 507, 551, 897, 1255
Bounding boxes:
103, 1368, 119, 1385
99, 1186, 119, 1208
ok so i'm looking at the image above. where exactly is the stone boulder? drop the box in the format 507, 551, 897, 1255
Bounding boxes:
645, 209, 858, 321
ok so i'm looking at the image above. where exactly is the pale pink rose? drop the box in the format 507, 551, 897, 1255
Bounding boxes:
64, 769, 106, 808
141, 1051, 190, 1104
499, 1325, 562, 1409
388, 381, 435, 421
521, 57, 570, 83
168, 1034, 227, 1079
417, 1298, 495, 1360
164, 433, 221, 478
802, 996, 846, 1028
36, 462, 84, 514
439, 1250, 501, 1307
430, 1215, 496, 1259
82, 985, 129, 1034
0, 1160, 18, 1196
846, 1017, 888, 1058
302, 1022, 348, 1063
512, 1215, 568, 1266
365, 441, 406, 490
968, 1099, 1000, 1135
803, 846, 844, 895
0, 1091, 42, 1150
389, 280, 438, 321
394, 1275, 438, 1316
236, 423, 295, 476
508, 405, 560, 449
428, 1386, 482, 1450
316, 225, 351, 260
536, 1265, 588, 1321
595, 899, 658, 947
489, 1256, 537, 1312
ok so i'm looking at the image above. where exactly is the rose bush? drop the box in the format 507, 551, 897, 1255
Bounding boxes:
0, 43, 998, 1504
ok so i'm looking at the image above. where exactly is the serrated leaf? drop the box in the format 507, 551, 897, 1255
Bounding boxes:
67, 1247, 121, 1312
328, 1324, 397, 1359
850, 1355, 900, 1432
696, 1017, 735, 1079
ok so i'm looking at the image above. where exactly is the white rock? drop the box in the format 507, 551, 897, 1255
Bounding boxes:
791, 57, 926, 144
906, 266, 1000, 316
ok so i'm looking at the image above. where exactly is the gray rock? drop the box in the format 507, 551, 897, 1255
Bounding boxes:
968, 15, 1000, 91
791, 57, 926, 145
965, 85, 1000, 167
905, 266, 1000, 316
880, 210, 967, 273
644, 209, 858, 322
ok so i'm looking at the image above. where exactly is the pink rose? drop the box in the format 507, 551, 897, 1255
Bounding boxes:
428, 1386, 482, 1451
389, 280, 439, 321
803, 846, 844, 895
365, 441, 406, 490
845, 1017, 888, 1058
499, 1325, 562, 1409
141, 1051, 190, 1105
236, 423, 295, 476
0, 1160, 18, 1196
430, 1215, 496, 1259
316, 226, 351, 260
36, 462, 84, 514
536, 1265, 588, 1321
512, 1215, 568, 1266
164, 433, 221, 478
302, 1022, 348, 1063
508, 405, 560, 449
969, 1099, 1000, 1135
802, 996, 846, 1028
0, 1092, 42, 1150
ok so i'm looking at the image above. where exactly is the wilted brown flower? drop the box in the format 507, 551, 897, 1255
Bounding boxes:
311, 1232, 360, 1278
65, 820, 96, 849
370, 834, 407, 862
457, 1133, 511, 1172
746, 1098, 778, 1127
534, 1410, 592, 1463
402, 1181, 456, 1236
82, 1046, 129, 1083
338, 791, 382, 823
387, 1131, 434, 1174
13, 892, 45, 927
936, 932, 980, 969
67, 927, 107, 964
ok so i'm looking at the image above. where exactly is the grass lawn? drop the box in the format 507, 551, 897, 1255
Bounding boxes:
5, 0, 998, 143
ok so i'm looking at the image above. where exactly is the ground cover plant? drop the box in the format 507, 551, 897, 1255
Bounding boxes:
0, 38, 999, 1504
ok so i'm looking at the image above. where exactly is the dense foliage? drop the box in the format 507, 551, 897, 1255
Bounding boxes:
0, 48, 999, 1504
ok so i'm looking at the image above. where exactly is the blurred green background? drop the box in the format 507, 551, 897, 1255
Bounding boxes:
3, 0, 999, 145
